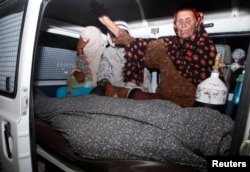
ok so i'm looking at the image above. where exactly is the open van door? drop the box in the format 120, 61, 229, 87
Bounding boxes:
0, 0, 42, 171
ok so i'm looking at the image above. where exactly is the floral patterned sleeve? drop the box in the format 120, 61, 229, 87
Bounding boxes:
114, 28, 156, 86
123, 37, 155, 86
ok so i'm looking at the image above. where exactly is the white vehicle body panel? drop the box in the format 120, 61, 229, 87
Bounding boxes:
0, 0, 42, 171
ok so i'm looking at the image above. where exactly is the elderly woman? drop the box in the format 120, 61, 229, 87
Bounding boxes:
91, 2, 219, 107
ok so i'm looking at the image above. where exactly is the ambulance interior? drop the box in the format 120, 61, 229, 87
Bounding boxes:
32, 0, 250, 171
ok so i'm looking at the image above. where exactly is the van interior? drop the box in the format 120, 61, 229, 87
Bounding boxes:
34, 0, 250, 171
1, 0, 250, 172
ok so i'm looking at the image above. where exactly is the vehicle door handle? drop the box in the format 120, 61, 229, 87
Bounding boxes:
4, 122, 12, 158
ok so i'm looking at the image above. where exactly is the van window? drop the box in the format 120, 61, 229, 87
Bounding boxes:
0, 11, 24, 96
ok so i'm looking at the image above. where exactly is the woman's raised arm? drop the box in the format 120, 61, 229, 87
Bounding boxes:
90, 0, 119, 37
98, 15, 120, 37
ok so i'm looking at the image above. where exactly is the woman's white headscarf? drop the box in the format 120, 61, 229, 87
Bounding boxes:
80, 26, 105, 86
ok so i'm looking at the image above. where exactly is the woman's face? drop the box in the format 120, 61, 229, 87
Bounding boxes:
175, 10, 197, 39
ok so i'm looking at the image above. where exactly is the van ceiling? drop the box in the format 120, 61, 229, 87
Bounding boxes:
44, 0, 235, 30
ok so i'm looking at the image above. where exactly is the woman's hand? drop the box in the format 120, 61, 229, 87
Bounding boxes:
73, 71, 85, 83
77, 37, 89, 55
90, 0, 106, 17
90, 0, 119, 37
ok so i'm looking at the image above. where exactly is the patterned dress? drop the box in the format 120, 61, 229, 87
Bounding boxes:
114, 10, 219, 107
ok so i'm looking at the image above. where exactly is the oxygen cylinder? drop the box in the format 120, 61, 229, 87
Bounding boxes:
195, 54, 228, 113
